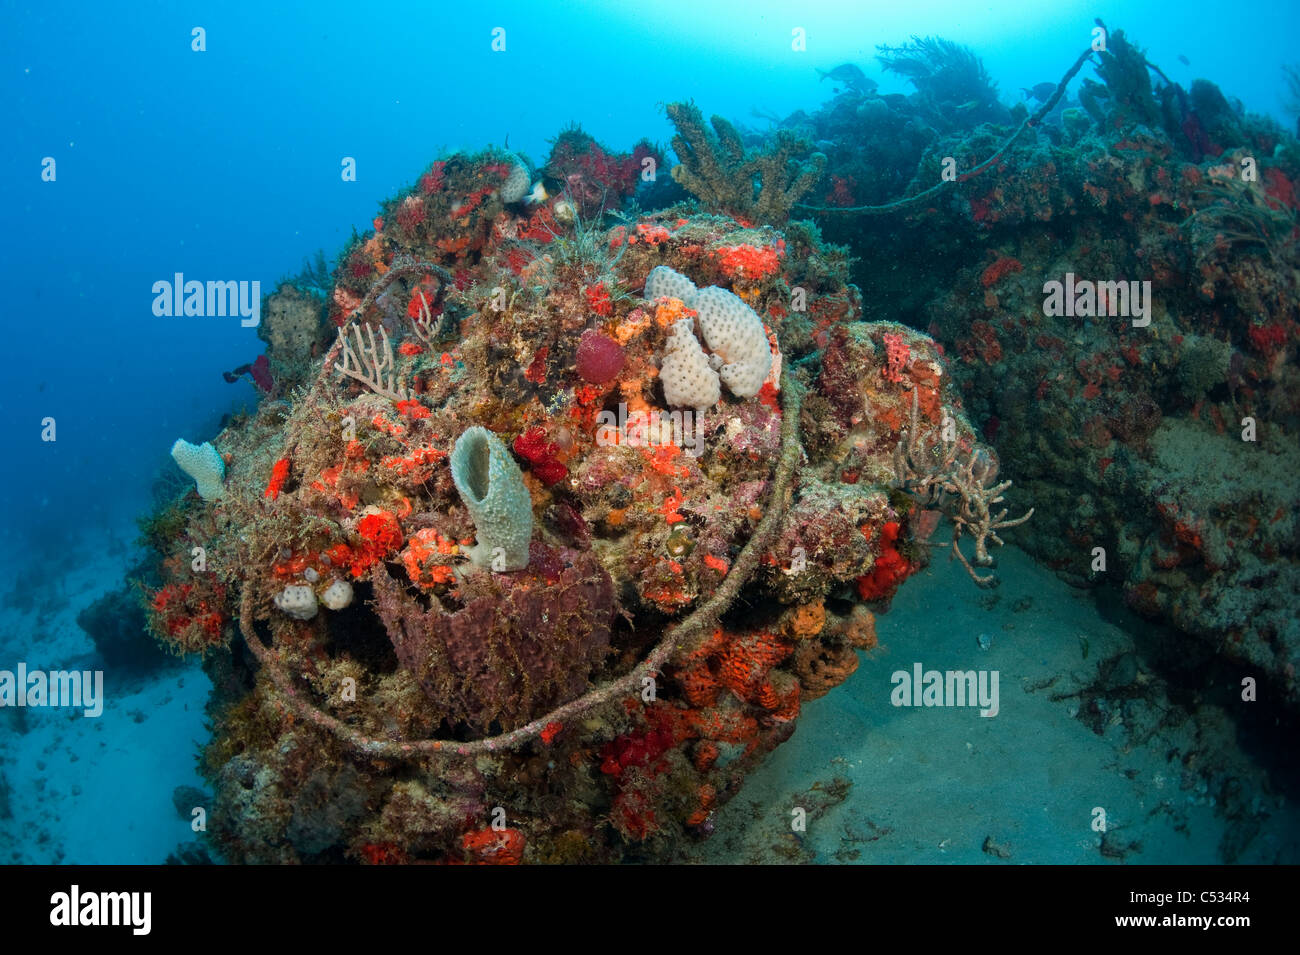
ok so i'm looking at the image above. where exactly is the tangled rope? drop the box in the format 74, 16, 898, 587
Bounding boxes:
239, 369, 805, 760
795, 46, 1095, 215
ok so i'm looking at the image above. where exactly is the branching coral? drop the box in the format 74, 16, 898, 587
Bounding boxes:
411, 291, 447, 347
892, 389, 1033, 587
287, 248, 333, 296
666, 101, 826, 225
334, 321, 409, 401
876, 35, 999, 111
1091, 28, 1160, 127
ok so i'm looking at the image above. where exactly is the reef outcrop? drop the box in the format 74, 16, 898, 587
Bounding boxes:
775, 26, 1300, 702
139, 145, 1025, 863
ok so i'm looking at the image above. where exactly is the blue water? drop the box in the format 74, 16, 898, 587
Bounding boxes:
3, 0, 1297, 542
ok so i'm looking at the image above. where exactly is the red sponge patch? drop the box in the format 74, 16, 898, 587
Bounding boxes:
575, 330, 624, 384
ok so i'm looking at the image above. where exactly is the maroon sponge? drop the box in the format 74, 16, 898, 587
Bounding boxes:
575, 330, 624, 384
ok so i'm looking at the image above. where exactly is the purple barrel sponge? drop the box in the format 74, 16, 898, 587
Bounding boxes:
576, 330, 624, 384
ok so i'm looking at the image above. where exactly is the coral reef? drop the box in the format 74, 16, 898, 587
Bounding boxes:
77, 582, 171, 672
542, 127, 662, 220
136, 140, 1024, 862
748, 28, 1300, 701
918, 130, 1300, 703
119, 20, 1300, 866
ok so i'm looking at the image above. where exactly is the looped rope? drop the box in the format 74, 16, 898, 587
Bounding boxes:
239, 369, 805, 760
794, 46, 1095, 215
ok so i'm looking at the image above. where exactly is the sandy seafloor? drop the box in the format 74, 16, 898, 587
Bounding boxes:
0, 530, 211, 864
684, 536, 1300, 864
1, 521, 1297, 865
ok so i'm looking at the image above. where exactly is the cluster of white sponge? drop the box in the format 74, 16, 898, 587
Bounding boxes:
645, 265, 700, 303
273, 578, 354, 621
644, 266, 772, 409
692, 287, 772, 398
661, 319, 721, 410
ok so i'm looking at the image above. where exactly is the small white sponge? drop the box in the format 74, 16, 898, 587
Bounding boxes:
320, 579, 354, 611
645, 266, 698, 304
274, 584, 318, 620
691, 287, 772, 398
660, 318, 721, 411
500, 157, 532, 203
171, 439, 225, 501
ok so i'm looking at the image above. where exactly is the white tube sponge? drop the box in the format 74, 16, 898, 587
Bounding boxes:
170, 439, 226, 501
691, 287, 772, 398
450, 426, 533, 571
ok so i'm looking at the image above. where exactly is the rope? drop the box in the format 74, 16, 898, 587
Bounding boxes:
238, 370, 805, 760
795, 46, 1095, 215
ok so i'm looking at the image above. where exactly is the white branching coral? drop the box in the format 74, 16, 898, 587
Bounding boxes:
410, 290, 446, 347
335, 321, 409, 402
